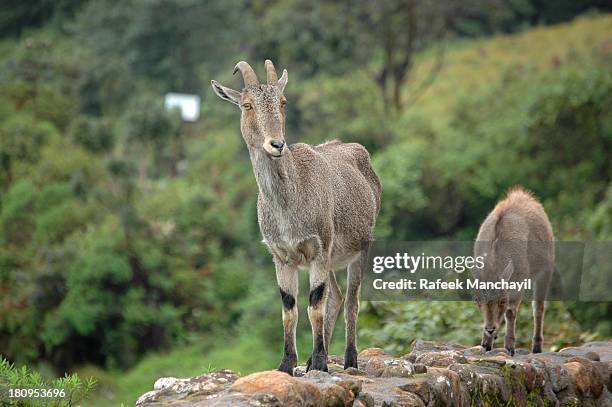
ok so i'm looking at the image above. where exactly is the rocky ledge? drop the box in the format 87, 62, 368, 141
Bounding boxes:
136, 340, 612, 406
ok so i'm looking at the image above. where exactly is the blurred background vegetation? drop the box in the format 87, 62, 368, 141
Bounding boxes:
0, 0, 611, 405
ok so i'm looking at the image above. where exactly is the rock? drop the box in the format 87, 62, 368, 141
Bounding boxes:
136, 341, 612, 406
380, 359, 414, 378
560, 341, 612, 362
449, 363, 509, 403
413, 363, 427, 374
462, 346, 486, 356
359, 348, 387, 359
328, 355, 345, 365
529, 356, 570, 393
294, 365, 307, 377
564, 358, 604, 398
392, 391, 426, 407
337, 379, 362, 397
344, 367, 366, 376
136, 390, 158, 405
380, 364, 412, 378
557, 393, 581, 406
402, 353, 418, 363
356, 392, 375, 407
504, 359, 540, 391
303, 369, 331, 380
592, 360, 611, 392
581, 341, 612, 363
415, 350, 468, 367
365, 357, 415, 378
380, 398, 395, 406
585, 351, 601, 361
410, 340, 466, 354
328, 364, 345, 374
485, 348, 510, 357
231, 370, 324, 406
559, 346, 601, 360
321, 383, 354, 407
398, 377, 431, 404
365, 357, 387, 377
468, 354, 511, 367
559, 394, 580, 407
154, 377, 184, 390
426, 367, 469, 406
136, 370, 240, 405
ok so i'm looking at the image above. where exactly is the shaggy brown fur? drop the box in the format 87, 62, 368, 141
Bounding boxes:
212, 61, 381, 374
473, 186, 554, 355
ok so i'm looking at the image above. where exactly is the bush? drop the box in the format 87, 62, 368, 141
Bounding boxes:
296, 71, 391, 152
0, 357, 96, 407
360, 301, 596, 355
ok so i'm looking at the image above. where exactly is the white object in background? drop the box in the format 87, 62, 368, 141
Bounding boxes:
164, 93, 201, 122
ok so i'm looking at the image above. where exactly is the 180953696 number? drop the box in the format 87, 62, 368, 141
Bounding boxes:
6, 387, 66, 399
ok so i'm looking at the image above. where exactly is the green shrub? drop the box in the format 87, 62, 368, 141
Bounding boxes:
0, 357, 96, 407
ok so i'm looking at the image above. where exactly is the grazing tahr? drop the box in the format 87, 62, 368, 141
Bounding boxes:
473, 186, 554, 355
211, 60, 381, 374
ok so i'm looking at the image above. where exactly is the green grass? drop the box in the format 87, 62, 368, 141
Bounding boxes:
85, 324, 354, 406
84, 334, 280, 406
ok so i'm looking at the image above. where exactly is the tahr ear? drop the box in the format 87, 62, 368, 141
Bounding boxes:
211, 80, 242, 106
277, 69, 288, 93
501, 260, 514, 281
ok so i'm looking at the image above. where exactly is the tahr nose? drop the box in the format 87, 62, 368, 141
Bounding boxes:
270, 140, 284, 152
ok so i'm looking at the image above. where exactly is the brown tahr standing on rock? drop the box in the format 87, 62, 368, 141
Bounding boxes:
211, 60, 381, 374
473, 186, 554, 355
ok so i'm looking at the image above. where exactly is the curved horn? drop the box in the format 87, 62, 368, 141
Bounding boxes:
233, 61, 259, 88
265, 59, 278, 84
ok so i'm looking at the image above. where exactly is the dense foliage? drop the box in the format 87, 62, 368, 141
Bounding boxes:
0, 1, 610, 405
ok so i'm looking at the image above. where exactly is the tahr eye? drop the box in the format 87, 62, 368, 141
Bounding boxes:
242, 103, 253, 110
280, 100, 287, 108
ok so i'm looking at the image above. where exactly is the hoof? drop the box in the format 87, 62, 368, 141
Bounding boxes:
344, 346, 358, 369
278, 355, 297, 376
307, 352, 328, 372
506, 347, 515, 356
532, 344, 542, 354
481, 336, 493, 351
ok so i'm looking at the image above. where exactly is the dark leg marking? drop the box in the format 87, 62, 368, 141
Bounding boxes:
279, 288, 295, 310
309, 283, 325, 307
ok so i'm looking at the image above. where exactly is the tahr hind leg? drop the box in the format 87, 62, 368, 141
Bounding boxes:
323, 271, 344, 355
532, 300, 545, 353
532, 271, 551, 353
344, 250, 364, 369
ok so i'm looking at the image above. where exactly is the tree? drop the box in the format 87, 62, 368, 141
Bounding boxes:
359, 1, 515, 112
75, 0, 251, 92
